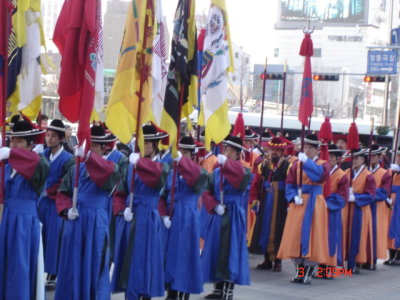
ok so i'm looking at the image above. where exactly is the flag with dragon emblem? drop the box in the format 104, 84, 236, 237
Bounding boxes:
105, 0, 155, 153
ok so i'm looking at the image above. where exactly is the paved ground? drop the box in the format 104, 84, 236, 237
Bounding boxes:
47, 254, 400, 300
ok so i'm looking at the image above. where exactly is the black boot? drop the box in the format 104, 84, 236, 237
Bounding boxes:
256, 255, 273, 270
302, 265, 315, 285
221, 281, 234, 300
273, 259, 282, 272
204, 282, 223, 299
166, 289, 178, 300
383, 249, 396, 265
45, 274, 57, 290
291, 263, 304, 283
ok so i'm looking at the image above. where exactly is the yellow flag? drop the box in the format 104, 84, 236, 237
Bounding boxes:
105, 0, 155, 154
198, 0, 233, 150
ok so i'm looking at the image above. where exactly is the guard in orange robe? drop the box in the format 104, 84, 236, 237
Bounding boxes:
343, 148, 376, 273
366, 145, 391, 270
317, 144, 348, 278
277, 134, 331, 284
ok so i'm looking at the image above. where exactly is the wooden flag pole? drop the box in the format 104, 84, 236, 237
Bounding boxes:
129, 0, 153, 211
279, 59, 287, 133
168, 84, 185, 215
389, 102, 400, 198
367, 117, 374, 171
258, 57, 268, 145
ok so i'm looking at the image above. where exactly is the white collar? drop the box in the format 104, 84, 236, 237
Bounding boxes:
330, 164, 338, 175
313, 156, 318, 162
50, 146, 64, 162
205, 151, 213, 159
161, 149, 170, 159
353, 164, 365, 180
372, 164, 380, 174
105, 148, 116, 159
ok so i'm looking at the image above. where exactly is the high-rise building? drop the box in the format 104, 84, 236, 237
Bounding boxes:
267, 0, 394, 123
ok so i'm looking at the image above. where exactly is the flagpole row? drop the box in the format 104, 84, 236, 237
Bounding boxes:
258, 57, 267, 145
279, 59, 287, 133
129, 0, 153, 211
367, 118, 374, 171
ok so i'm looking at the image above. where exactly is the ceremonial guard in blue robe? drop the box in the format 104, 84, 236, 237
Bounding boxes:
0, 120, 49, 300
38, 119, 74, 289
201, 136, 251, 300
163, 136, 208, 300
111, 124, 169, 300
54, 125, 119, 300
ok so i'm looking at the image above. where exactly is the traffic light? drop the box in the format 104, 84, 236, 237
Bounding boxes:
363, 75, 385, 82
260, 73, 284, 80
312, 74, 340, 81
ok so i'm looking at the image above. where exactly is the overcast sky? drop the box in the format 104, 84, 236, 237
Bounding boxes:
117, 0, 279, 65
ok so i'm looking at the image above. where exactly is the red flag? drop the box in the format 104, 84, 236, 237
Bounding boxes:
53, 0, 101, 148
298, 34, 313, 126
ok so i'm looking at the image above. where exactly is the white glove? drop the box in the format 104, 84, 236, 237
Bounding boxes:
162, 216, 172, 229
298, 152, 307, 163
129, 152, 140, 165
348, 188, 356, 202
67, 208, 79, 220
386, 198, 393, 206
390, 164, 400, 172
0, 147, 11, 161
32, 144, 44, 154
217, 154, 227, 166
74, 145, 85, 158
214, 204, 225, 215
123, 207, 134, 222
294, 196, 303, 205
173, 151, 182, 163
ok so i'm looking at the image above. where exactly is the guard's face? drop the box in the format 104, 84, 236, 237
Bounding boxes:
144, 141, 156, 158
10, 137, 29, 150
336, 139, 347, 150
304, 144, 318, 159
90, 142, 104, 156
224, 146, 240, 160
370, 154, 380, 166
65, 127, 72, 138
45, 130, 62, 148
180, 149, 192, 159
329, 153, 338, 167
352, 155, 365, 168
269, 149, 283, 162
244, 139, 253, 149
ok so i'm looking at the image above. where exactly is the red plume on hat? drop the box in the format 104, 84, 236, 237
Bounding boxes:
232, 112, 245, 139
347, 122, 359, 150
150, 121, 170, 146
318, 117, 333, 142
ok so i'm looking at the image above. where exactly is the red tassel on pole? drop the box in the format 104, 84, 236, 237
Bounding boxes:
232, 112, 245, 139
299, 34, 314, 57
318, 117, 333, 142
347, 122, 360, 150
